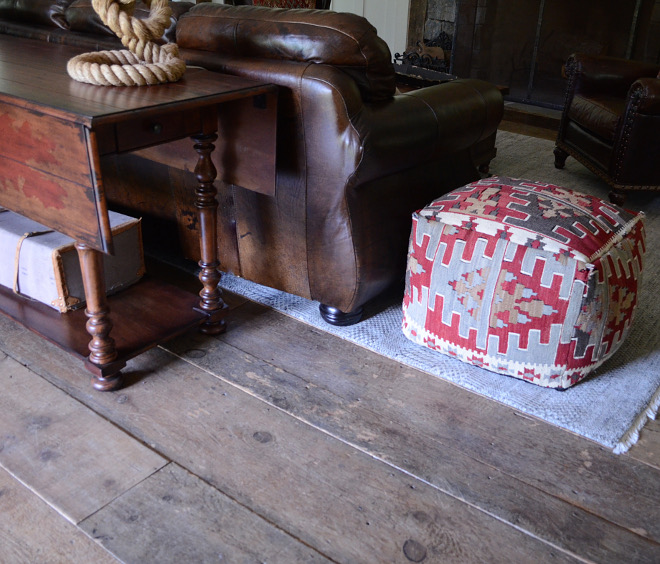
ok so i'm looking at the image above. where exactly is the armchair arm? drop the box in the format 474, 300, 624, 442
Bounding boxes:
566, 54, 660, 98
610, 77, 660, 185
629, 77, 660, 114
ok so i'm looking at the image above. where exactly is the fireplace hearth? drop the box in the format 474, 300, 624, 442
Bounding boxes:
407, 0, 660, 108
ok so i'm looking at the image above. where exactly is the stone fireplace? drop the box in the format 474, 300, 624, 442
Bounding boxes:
407, 0, 660, 108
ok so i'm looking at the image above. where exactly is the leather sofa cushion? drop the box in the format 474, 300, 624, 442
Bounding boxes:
0, 0, 75, 29
568, 94, 626, 142
176, 3, 395, 102
65, 0, 193, 43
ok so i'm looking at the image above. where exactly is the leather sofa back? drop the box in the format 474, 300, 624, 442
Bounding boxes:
228, 0, 332, 8
65, 0, 192, 43
176, 3, 395, 102
0, 0, 74, 29
0, 1, 192, 43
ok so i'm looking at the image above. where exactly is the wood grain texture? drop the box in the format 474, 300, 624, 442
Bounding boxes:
0, 34, 278, 390
80, 462, 331, 563
0, 37, 276, 126
1, 286, 658, 562
0, 352, 166, 524
0, 277, 206, 361
135, 93, 278, 196
0, 320, 579, 564
0, 467, 118, 564
0, 101, 103, 249
164, 301, 660, 562
407, 0, 427, 49
630, 417, 660, 470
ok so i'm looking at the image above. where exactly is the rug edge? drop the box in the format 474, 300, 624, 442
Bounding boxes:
613, 384, 660, 454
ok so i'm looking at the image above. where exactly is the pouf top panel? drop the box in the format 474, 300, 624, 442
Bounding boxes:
419, 177, 641, 264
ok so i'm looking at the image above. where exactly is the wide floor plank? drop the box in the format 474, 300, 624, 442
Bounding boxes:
165, 301, 660, 561
1, 278, 659, 562
0, 352, 166, 524
0, 467, 118, 564
629, 417, 660, 470
80, 462, 332, 563
0, 319, 579, 563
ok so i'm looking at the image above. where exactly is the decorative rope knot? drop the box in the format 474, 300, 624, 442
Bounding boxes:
67, 0, 186, 86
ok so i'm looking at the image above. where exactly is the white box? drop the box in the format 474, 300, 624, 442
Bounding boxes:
0, 209, 145, 312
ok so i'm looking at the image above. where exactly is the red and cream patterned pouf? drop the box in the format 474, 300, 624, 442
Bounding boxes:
402, 177, 646, 389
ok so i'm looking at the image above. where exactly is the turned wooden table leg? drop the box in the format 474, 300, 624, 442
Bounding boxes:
192, 132, 228, 335
75, 242, 124, 391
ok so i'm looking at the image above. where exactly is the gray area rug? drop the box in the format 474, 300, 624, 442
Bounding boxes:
219, 130, 660, 453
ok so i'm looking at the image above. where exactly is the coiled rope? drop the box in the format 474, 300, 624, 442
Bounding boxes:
67, 0, 186, 86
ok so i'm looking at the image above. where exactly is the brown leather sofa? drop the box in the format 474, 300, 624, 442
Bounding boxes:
0, 1, 504, 325
554, 53, 660, 205
226, 0, 331, 8
0, 0, 191, 48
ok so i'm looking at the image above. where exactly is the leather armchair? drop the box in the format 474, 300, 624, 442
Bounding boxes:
554, 53, 660, 204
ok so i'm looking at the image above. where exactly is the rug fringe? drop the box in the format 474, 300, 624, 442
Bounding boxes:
614, 384, 660, 454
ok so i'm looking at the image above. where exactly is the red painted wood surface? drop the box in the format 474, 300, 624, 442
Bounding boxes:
0, 36, 277, 390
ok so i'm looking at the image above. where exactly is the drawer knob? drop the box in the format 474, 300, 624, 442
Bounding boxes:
151, 123, 163, 134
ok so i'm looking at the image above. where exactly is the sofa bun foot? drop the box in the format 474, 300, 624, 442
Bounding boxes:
319, 304, 364, 326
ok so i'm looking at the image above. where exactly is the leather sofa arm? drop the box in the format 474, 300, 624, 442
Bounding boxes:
566, 53, 660, 98
188, 53, 504, 189
350, 79, 503, 184
402, 79, 503, 150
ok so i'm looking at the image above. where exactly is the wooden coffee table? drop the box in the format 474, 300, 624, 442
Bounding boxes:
0, 36, 276, 391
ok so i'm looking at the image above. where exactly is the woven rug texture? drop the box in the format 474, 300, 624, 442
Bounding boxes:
218, 130, 660, 453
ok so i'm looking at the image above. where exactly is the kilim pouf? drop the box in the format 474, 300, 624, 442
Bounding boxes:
402, 177, 646, 389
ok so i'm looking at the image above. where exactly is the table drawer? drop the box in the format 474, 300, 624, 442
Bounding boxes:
112, 108, 204, 154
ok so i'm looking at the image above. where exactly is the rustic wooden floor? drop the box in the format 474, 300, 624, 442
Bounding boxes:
1, 118, 659, 563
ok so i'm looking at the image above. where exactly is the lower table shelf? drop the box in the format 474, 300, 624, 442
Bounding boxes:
0, 275, 207, 365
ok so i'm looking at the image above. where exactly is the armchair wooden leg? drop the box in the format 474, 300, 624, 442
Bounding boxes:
553, 146, 568, 169
609, 190, 626, 207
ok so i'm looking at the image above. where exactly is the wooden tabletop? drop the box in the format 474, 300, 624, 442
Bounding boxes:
0, 35, 275, 127
0, 35, 277, 252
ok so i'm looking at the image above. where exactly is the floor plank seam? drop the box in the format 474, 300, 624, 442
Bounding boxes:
75, 462, 178, 527
1, 169, 658, 561
160, 344, 599, 561
0, 341, 173, 466
161, 324, 660, 549
77, 458, 341, 564
0, 460, 82, 524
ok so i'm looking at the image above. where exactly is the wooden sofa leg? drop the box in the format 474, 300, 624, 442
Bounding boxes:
319, 304, 364, 326
554, 146, 568, 169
